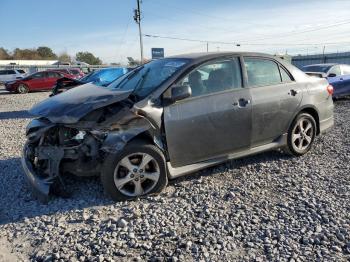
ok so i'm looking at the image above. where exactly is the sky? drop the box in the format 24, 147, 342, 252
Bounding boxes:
1, 0, 350, 64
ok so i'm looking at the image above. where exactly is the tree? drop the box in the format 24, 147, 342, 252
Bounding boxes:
58, 52, 72, 63
0, 48, 11, 59
13, 48, 41, 60
75, 51, 102, 65
37, 46, 57, 59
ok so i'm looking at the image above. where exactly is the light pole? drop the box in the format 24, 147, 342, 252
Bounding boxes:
134, 0, 144, 63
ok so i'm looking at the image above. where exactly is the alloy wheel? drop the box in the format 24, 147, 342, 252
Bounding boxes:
291, 117, 314, 153
18, 84, 28, 94
113, 153, 160, 197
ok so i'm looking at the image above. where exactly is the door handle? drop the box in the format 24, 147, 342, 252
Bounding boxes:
289, 89, 299, 96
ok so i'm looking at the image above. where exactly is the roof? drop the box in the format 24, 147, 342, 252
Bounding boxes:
168, 51, 274, 61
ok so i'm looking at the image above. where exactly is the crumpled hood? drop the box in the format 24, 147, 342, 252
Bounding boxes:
29, 83, 133, 124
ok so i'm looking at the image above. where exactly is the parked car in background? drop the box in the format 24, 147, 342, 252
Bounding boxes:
302, 63, 350, 98
23, 52, 334, 201
0, 69, 27, 84
46, 68, 84, 79
51, 67, 129, 96
5, 70, 72, 93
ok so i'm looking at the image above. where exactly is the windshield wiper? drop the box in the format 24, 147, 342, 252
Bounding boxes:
113, 65, 144, 89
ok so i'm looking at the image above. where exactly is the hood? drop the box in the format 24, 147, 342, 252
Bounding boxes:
30, 83, 133, 124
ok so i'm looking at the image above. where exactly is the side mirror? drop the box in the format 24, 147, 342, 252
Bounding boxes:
328, 73, 337, 77
171, 84, 192, 102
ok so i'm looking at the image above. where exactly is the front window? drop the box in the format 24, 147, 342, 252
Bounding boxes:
176, 57, 242, 97
31, 72, 46, 79
328, 65, 341, 76
108, 58, 190, 99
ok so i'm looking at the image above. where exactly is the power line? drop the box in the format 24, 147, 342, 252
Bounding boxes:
144, 33, 350, 47
237, 19, 350, 42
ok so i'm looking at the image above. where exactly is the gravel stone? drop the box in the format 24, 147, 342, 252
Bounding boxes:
0, 89, 350, 261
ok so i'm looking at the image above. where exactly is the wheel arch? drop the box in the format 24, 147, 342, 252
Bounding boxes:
290, 106, 320, 135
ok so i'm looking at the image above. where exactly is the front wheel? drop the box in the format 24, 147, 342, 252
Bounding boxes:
101, 140, 168, 201
285, 113, 316, 156
17, 84, 29, 94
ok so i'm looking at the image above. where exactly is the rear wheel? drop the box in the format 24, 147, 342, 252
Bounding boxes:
285, 113, 316, 156
17, 84, 29, 94
101, 140, 168, 201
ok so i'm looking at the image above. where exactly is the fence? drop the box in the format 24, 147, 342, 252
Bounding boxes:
292, 52, 350, 69
0, 64, 129, 74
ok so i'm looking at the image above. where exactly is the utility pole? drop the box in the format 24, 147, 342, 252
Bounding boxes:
322, 45, 326, 63
206, 42, 209, 52
134, 0, 144, 63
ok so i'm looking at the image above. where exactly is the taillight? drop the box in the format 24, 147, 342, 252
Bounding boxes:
327, 84, 334, 95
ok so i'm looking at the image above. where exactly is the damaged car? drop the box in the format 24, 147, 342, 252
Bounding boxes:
22, 52, 334, 202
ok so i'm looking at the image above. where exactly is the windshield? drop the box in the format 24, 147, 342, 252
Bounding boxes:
80, 68, 128, 86
108, 58, 190, 99
302, 65, 332, 73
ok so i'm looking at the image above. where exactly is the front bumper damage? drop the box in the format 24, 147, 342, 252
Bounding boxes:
22, 99, 164, 202
21, 144, 65, 202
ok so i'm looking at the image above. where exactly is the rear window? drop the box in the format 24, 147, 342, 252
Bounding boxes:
244, 58, 282, 87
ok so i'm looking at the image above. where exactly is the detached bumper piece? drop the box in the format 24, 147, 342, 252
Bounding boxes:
21, 144, 64, 203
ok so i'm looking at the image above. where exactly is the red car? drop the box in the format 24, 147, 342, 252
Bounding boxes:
47, 68, 84, 79
5, 71, 72, 94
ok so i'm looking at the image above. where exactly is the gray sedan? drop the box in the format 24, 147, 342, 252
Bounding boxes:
22, 52, 334, 201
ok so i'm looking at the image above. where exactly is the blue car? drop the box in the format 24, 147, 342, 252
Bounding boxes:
302, 63, 350, 98
51, 67, 129, 96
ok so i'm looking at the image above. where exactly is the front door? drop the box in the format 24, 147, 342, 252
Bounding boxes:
164, 57, 252, 168
243, 57, 303, 146
27, 72, 48, 90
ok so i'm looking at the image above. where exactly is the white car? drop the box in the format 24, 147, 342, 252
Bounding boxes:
0, 69, 27, 84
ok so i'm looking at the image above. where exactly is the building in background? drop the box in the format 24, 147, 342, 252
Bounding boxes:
0, 60, 59, 66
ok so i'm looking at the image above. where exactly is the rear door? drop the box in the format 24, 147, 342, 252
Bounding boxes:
163, 57, 252, 167
243, 57, 303, 146
46, 72, 63, 89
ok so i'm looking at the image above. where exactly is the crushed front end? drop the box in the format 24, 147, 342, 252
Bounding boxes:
22, 118, 105, 202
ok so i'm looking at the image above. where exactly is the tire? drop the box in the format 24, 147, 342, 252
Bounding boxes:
285, 113, 317, 156
101, 140, 168, 201
17, 84, 29, 94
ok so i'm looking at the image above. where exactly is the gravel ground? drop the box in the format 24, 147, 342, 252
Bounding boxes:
0, 88, 349, 261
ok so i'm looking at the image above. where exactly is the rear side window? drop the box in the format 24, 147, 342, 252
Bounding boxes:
244, 58, 281, 87
280, 66, 293, 82
69, 69, 80, 75
0, 70, 6, 75
48, 72, 62, 78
